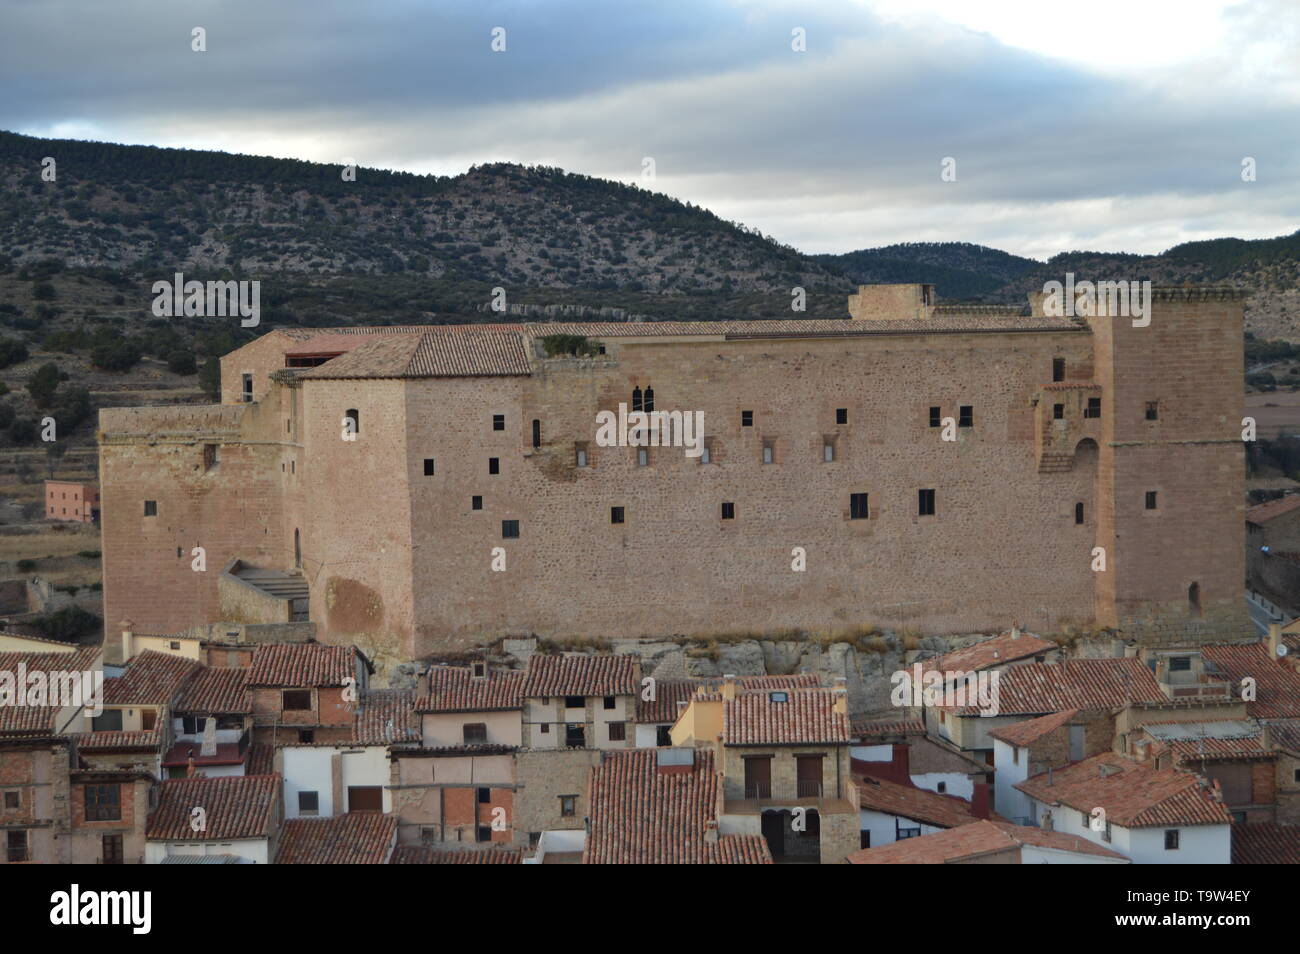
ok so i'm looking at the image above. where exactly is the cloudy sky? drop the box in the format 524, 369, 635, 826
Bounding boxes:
2, 0, 1297, 259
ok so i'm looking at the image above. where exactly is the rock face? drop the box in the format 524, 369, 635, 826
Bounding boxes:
479, 631, 1006, 717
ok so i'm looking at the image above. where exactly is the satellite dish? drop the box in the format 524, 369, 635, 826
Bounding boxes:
1278, 644, 1289, 658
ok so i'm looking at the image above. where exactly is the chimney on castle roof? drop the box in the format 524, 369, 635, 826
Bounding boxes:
120, 620, 135, 662
1010, 620, 1020, 639
1268, 622, 1283, 663
704, 819, 719, 844
721, 674, 737, 701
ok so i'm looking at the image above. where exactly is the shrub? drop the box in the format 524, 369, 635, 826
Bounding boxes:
26, 362, 60, 407
16, 558, 37, 572
32, 282, 56, 301
91, 341, 142, 372
30, 605, 101, 642
0, 338, 29, 369
166, 350, 197, 375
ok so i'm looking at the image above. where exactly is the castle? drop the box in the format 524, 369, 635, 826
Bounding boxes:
97, 284, 1250, 670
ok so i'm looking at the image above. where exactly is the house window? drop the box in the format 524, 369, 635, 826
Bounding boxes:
643, 388, 655, 413
241, 373, 253, 402
1145, 401, 1159, 421
632, 388, 643, 413
560, 796, 577, 817
1052, 357, 1065, 382
565, 725, 586, 748
741, 410, 753, 427
471, 495, 483, 510
93, 709, 123, 732
959, 406, 973, 428
721, 502, 735, 520
101, 834, 123, 865
298, 729, 315, 744
1145, 491, 1158, 510
824, 442, 834, 462
493, 414, 505, 431
860, 831, 871, 849
918, 489, 936, 516
283, 690, 311, 711
502, 519, 519, 539
1085, 397, 1101, 419
1075, 502, 1084, 524
476, 825, 492, 843
345, 408, 359, 435
611, 506, 625, 524
2, 791, 17, 810
532, 419, 541, 449
1164, 829, 1180, 850
929, 406, 941, 427
564, 696, 584, 709
489, 457, 500, 475
423, 458, 435, 476
144, 500, 157, 517
477, 787, 491, 804
576, 445, 588, 467
603, 696, 616, 710
608, 722, 626, 742
463, 723, 488, 745
472, 662, 486, 678
6, 831, 28, 863
1169, 655, 1192, 672
936, 782, 946, 793
1012, 748, 1020, 765
85, 784, 121, 822
836, 408, 848, 425
1053, 403, 1064, 420
539, 723, 549, 734
637, 448, 649, 467
296, 791, 319, 816
762, 442, 774, 464
850, 493, 869, 520
656, 726, 672, 747
700, 442, 712, 464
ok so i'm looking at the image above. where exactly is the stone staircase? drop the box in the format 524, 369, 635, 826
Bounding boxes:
233, 565, 310, 621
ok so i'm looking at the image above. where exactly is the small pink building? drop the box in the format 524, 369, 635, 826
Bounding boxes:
45, 480, 100, 523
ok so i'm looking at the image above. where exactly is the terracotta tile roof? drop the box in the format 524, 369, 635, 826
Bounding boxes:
416, 666, 525, 713
276, 813, 397, 864
989, 709, 1080, 747
103, 651, 200, 706
520, 317, 1083, 338
922, 631, 1056, 674
246, 644, 356, 688
722, 689, 850, 746
1246, 494, 1300, 524
851, 716, 926, 741
298, 330, 531, 379
1202, 643, 1300, 718
1015, 752, 1232, 827
1232, 823, 1300, 864
637, 679, 700, 724
147, 775, 281, 841
521, 654, 639, 698
1161, 735, 1271, 763
847, 819, 1128, 864
944, 658, 1166, 716
390, 845, 524, 864
0, 646, 102, 735
1139, 721, 1270, 764
352, 689, 420, 744
75, 729, 162, 752
174, 667, 251, 714
1264, 718, 1300, 754
638, 675, 820, 724
245, 743, 275, 776
855, 772, 979, 829
584, 749, 772, 864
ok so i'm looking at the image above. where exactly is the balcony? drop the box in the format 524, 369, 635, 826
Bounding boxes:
745, 782, 772, 800
796, 779, 823, 798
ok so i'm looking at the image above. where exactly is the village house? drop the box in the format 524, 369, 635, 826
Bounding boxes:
1015, 751, 1233, 864
582, 748, 771, 864
44, 479, 99, 523
145, 774, 282, 864
847, 818, 1130, 864
246, 644, 372, 746
164, 666, 253, 779
281, 688, 418, 819
392, 661, 522, 848
671, 678, 859, 863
